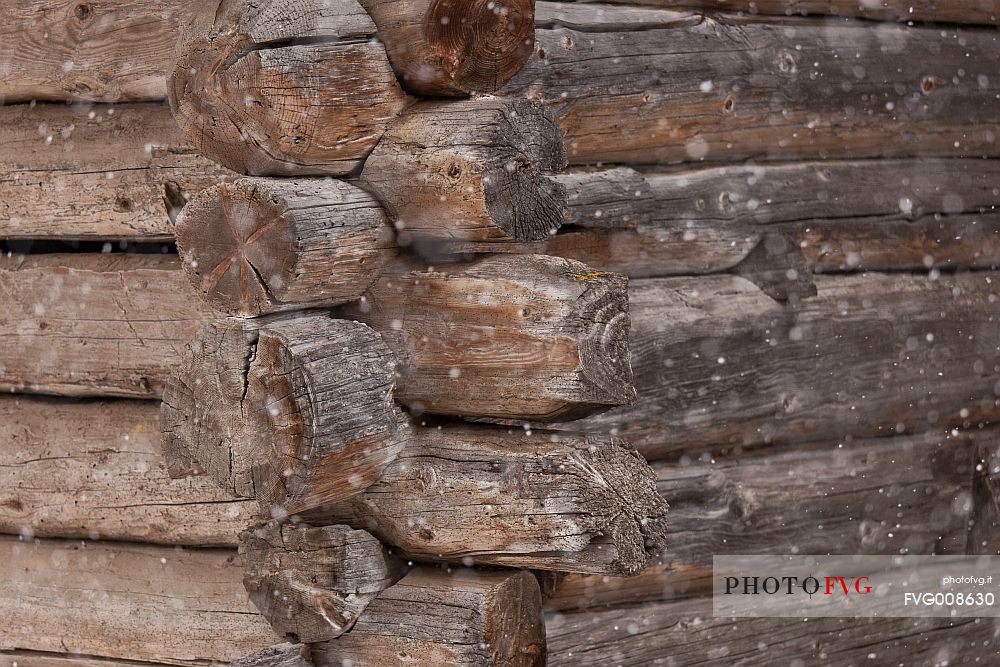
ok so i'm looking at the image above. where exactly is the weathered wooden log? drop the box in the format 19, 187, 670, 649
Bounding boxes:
0, 537, 274, 662
546, 428, 978, 610
341, 254, 634, 421
232, 644, 312, 667
0, 654, 173, 667
162, 315, 404, 514
564, 270, 1000, 459
358, 0, 536, 96
313, 423, 667, 575
176, 178, 397, 316
0, 103, 233, 240
544, 598, 1000, 667
240, 521, 405, 642
575, 0, 1000, 25
168, 0, 411, 176
0, 396, 253, 545
968, 438, 1000, 555
360, 98, 567, 245
0, 253, 212, 398
313, 568, 546, 667
506, 7, 1000, 165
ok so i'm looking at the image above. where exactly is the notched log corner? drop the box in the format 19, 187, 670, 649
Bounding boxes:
360, 97, 568, 246
176, 177, 397, 316
240, 521, 405, 642
169, 0, 411, 175
161, 315, 405, 514
342, 254, 635, 422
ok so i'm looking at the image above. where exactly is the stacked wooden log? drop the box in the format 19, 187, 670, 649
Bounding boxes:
2, 0, 1000, 665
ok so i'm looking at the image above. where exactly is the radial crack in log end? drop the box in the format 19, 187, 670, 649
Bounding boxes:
240, 521, 406, 642
313, 568, 546, 667
169, 0, 412, 176
359, 0, 536, 96
160, 315, 405, 513
176, 177, 397, 317
313, 425, 667, 575
341, 254, 634, 422
359, 97, 567, 245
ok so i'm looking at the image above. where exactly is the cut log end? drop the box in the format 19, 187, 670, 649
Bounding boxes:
240, 521, 405, 642
161, 316, 405, 514
176, 178, 396, 317
370, 0, 536, 96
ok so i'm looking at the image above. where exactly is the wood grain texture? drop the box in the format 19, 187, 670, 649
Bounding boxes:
0, 0, 187, 103
313, 568, 546, 667
543, 160, 1000, 276
0, 103, 233, 240
0, 396, 253, 545
232, 645, 312, 667
544, 598, 1000, 666
0, 253, 212, 398
968, 437, 1000, 554
342, 254, 635, 421
176, 177, 396, 317
240, 522, 405, 642
0, 653, 183, 667
557, 0, 1000, 25
565, 271, 1000, 459
360, 97, 567, 245
504, 8, 1000, 166
315, 424, 668, 575
168, 0, 411, 176
359, 0, 536, 95
547, 428, 979, 610
162, 316, 405, 514
0, 537, 274, 663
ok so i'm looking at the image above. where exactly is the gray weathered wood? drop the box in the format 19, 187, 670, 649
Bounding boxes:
0, 396, 253, 545
358, 0, 536, 96
360, 97, 567, 245
176, 177, 396, 316
544, 598, 1000, 666
547, 428, 978, 610
555, 0, 1000, 25
168, 0, 412, 176
232, 644, 312, 667
314, 424, 667, 575
0, 253, 212, 397
0, 103, 233, 240
504, 9, 1000, 165
341, 254, 635, 421
968, 437, 1000, 555
564, 270, 1000, 459
161, 316, 404, 514
0, 537, 274, 663
240, 522, 405, 642
313, 568, 546, 667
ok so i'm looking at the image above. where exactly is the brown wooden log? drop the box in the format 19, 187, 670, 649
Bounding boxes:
232, 644, 313, 667
967, 437, 1000, 554
360, 98, 567, 245
0, 653, 178, 667
313, 423, 667, 576
162, 315, 405, 515
0, 537, 274, 662
240, 521, 405, 642
547, 428, 978, 610
567, 0, 1000, 25
564, 270, 1000, 459
175, 177, 397, 317
168, 0, 412, 176
313, 568, 546, 667
506, 7, 1000, 166
0, 103, 233, 240
0, 253, 212, 398
358, 0, 536, 96
0, 396, 253, 545
341, 254, 634, 421
544, 598, 1000, 667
